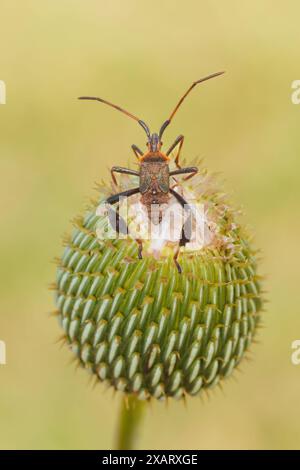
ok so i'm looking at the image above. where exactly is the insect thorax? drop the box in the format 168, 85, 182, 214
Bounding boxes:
140, 159, 170, 222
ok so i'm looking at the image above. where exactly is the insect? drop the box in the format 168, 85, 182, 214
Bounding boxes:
79, 71, 224, 273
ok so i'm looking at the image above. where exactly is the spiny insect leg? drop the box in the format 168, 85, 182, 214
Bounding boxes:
173, 245, 182, 274
110, 166, 139, 187
174, 215, 193, 273
170, 166, 198, 187
106, 187, 140, 237
169, 188, 193, 273
107, 205, 128, 236
166, 135, 184, 169
131, 144, 143, 159
106, 187, 140, 205
136, 238, 143, 259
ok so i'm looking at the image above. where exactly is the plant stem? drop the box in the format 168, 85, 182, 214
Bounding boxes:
116, 395, 146, 450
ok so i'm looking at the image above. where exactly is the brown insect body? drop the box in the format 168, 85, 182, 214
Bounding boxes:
79, 71, 224, 272
140, 153, 170, 225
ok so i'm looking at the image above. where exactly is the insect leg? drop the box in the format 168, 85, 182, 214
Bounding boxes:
166, 135, 184, 169
173, 220, 192, 274
170, 166, 198, 188
132, 144, 143, 159
106, 187, 143, 259
170, 166, 198, 177
107, 204, 128, 236
111, 166, 139, 186
106, 187, 139, 235
173, 245, 182, 274
106, 187, 140, 205
136, 238, 143, 259
169, 188, 193, 273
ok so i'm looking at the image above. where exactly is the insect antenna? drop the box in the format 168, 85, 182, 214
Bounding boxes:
78, 96, 151, 138
159, 71, 225, 139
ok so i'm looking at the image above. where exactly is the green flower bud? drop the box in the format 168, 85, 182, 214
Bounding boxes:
54, 161, 263, 401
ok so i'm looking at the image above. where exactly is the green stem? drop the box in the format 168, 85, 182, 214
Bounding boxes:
116, 395, 146, 450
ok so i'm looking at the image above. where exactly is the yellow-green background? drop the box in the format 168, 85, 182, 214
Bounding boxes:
0, 0, 299, 450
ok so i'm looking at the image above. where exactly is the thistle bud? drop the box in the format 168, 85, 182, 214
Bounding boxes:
55, 161, 263, 401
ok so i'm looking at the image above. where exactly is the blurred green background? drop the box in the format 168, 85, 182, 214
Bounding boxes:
0, 0, 300, 450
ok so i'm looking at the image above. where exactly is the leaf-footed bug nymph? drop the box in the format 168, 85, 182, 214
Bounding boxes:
79, 72, 224, 273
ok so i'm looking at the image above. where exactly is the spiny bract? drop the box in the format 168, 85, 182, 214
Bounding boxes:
54, 161, 263, 401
